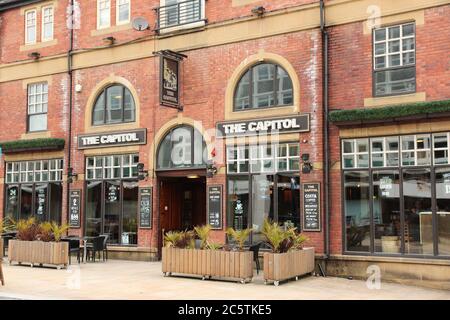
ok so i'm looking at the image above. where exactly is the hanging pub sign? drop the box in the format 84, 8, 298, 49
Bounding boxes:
207, 185, 222, 230
302, 183, 321, 232
216, 114, 310, 138
139, 187, 152, 228
78, 129, 147, 149
160, 55, 181, 109
69, 190, 81, 228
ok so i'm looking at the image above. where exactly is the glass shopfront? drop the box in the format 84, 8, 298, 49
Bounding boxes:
4, 159, 63, 222
85, 154, 139, 245
342, 133, 450, 257
227, 143, 301, 243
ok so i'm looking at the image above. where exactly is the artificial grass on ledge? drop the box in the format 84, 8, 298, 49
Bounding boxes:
329, 99, 450, 124
0, 138, 65, 153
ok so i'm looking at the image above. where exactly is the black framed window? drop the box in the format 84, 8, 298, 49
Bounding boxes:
85, 154, 139, 245
226, 142, 300, 243
373, 23, 416, 97
156, 125, 207, 170
27, 82, 48, 132
4, 159, 63, 223
342, 133, 450, 258
234, 63, 293, 111
92, 84, 136, 125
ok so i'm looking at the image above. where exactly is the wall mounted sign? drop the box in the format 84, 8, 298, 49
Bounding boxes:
302, 183, 321, 232
207, 185, 222, 230
77, 129, 147, 149
69, 190, 81, 228
139, 187, 152, 228
36, 189, 46, 216
160, 55, 181, 109
216, 114, 310, 138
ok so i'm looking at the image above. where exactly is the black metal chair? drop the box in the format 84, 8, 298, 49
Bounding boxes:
99, 234, 109, 261
86, 236, 106, 262
249, 242, 262, 274
1, 233, 16, 257
62, 238, 82, 264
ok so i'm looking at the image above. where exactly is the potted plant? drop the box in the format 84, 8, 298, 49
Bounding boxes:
261, 219, 314, 286
8, 217, 69, 269
162, 225, 254, 283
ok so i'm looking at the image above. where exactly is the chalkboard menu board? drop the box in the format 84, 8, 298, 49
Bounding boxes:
207, 185, 222, 230
69, 190, 81, 228
139, 188, 152, 228
302, 183, 321, 232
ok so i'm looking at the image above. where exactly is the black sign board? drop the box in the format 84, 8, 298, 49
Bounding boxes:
216, 115, 310, 138
160, 55, 180, 109
207, 185, 222, 230
302, 183, 321, 232
78, 129, 147, 149
69, 190, 81, 228
139, 187, 152, 228
36, 189, 46, 216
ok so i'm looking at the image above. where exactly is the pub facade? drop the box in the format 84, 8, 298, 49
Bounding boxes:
0, 0, 449, 289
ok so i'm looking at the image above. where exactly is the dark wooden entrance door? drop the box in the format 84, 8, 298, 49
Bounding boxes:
159, 176, 206, 235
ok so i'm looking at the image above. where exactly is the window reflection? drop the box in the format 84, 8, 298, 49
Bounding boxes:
435, 168, 450, 256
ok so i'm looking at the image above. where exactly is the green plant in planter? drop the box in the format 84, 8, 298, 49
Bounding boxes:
262, 220, 309, 253
194, 225, 212, 249
164, 231, 182, 247
50, 222, 69, 242
39, 221, 54, 242
206, 242, 223, 250
164, 230, 195, 249
16, 217, 41, 241
226, 227, 252, 251
287, 228, 309, 250
0, 217, 16, 233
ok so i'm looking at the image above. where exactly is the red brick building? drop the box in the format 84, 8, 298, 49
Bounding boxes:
0, 0, 449, 288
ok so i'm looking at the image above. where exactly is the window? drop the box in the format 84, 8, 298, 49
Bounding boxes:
158, 0, 203, 30
85, 154, 139, 245
25, 10, 37, 44
92, 84, 136, 125
97, 0, 111, 29
27, 82, 48, 132
156, 125, 207, 170
227, 143, 301, 243
234, 63, 293, 111
373, 23, 416, 96
342, 133, 450, 258
116, 0, 131, 24
4, 159, 63, 222
41, 6, 54, 41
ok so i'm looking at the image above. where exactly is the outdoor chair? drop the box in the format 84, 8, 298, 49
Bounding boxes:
62, 238, 82, 264
99, 234, 109, 261
86, 236, 107, 262
249, 242, 262, 274
1, 233, 16, 257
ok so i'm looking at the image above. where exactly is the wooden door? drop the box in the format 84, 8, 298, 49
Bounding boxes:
159, 179, 182, 233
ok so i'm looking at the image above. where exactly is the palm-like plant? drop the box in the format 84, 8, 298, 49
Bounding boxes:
39, 221, 54, 242
206, 242, 223, 250
164, 231, 182, 248
262, 219, 308, 253
0, 217, 16, 233
50, 222, 69, 242
194, 225, 212, 249
226, 227, 252, 251
16, 217, 41, 241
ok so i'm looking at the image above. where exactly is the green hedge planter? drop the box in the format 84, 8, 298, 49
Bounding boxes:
329, 100, 450, 125
0, 138, 65, 154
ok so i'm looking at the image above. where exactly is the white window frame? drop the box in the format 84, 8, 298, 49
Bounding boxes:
27, 82, 49, 132
433, 133, 450, 166
41, 5, 54, 42
342, 139, 370, 169
159, 0, 206, 33
370, 137, 400, 168
25, 9, 37, 45
116, 0, 131, 25
97, 0, 111, 30
86, 154, 139, 180
401, 134, 431, 167
6, 160, 63, 183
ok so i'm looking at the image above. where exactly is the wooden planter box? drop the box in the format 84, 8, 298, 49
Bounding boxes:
8, 240, 69, 269
0, 238, 3, 259
162, 247, 254, 283
263, 247, 315, 286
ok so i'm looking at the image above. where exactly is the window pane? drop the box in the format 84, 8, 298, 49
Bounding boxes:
123, 89, 135, 122
5, 185, 19, 221
20, 184, 33, 220
34, 184, 48, 221
29, 114, 47, 132
49, 183, 62, 223
118, 0, 130, 22
402, 23, 415, 37
388, 26, 400, 39
375, 67, 416, 96
106, 86, 123, 123
435, 168, 450, 256
93, 92, 105, 125
276, 67, 293, 106
253, 64, 275, 108
277, 175, 300, 230
373, 171, 401, 253
344, 171, 370, 252
403, 169, 433, 255
343, 140, 354, 154
374, 28, 386, 41
171, 126, 192, 167
234, 70, 251, 110
104, 180, 121, 244
228, 176, 250, 232
252, 175, 274, 243
122, 181, 138, 245
86, 181, 102, 237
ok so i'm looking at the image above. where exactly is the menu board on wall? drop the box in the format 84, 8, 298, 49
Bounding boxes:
139, 188, 152, 229
207, 185, 222, 230
69, 190, 81, 228
302, 183, 321, 232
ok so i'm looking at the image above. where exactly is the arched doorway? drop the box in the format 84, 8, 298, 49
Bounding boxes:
156, 125, 208, 239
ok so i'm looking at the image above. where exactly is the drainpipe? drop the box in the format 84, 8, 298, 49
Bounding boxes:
66, 0, 75, 226
320, 0, 330, 262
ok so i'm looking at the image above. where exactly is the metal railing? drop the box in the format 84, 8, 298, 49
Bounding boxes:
155, 0, 203, 31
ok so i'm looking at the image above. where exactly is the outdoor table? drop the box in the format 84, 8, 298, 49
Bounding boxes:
63, 236, 96, 264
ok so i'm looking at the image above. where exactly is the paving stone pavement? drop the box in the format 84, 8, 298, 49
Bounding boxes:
0, 259, 449, 300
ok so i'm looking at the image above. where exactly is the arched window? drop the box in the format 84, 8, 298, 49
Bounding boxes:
234, 63, 293, 111
92, 84, 136, 125
157, 125, 207, 170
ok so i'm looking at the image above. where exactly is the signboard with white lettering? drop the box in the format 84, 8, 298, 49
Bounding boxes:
77, 129, 147, 149
139, 188, 152, 228
216, 115, 310, 138
160, 55, 181, 109
207, 185, 222, 230
302, 183, 321, 232
69, 190, 81, 228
